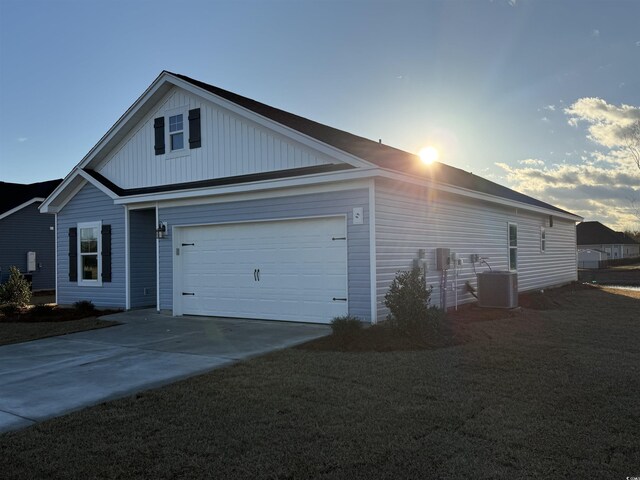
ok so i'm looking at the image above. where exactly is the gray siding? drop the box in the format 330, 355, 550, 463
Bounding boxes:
159, 188, 371, 321
57, 183, 126, 308
0, 202, 56, 290
129, 209, 156, 308
375, 179, 577, 321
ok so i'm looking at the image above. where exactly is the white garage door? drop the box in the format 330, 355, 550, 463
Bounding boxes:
176, 216, 348, 323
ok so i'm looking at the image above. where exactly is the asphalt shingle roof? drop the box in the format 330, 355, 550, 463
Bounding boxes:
577, 221, 639, 245
170, 72, 575, 216
0, 179, 62, 216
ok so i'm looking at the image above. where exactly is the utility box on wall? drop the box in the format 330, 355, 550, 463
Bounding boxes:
435, 247, 450, 270
27, 251, 37, 272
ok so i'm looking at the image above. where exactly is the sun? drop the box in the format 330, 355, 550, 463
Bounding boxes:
419, 146, 439, 165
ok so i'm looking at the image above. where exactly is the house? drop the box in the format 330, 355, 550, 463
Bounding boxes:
577, 221, 640, 262
0, 179, 62, 290
40, 71, 582, 323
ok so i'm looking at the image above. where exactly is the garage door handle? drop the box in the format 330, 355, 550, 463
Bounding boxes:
332, 297, 347, 301
253, 269, 257, 281
257, 269, 260, 281
182, 292, 195, 296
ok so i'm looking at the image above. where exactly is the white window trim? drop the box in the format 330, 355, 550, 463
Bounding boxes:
165, 107, 189, 159
508, 222, 518, 271
78, 220, 102, 287
540, 226, 546, 253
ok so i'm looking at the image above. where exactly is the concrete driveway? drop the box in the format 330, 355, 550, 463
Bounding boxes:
0, 310, 330, 433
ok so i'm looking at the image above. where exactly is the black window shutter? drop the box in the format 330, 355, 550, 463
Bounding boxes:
188, 108, 201, 149
68, 227, 77, 282
154, 117, 165, 155
101, 225, 112, 283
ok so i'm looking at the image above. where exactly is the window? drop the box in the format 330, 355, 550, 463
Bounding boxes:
169, 114, 184, 151
508, 223, 518, 270
78, 221, 102, 286
540, 227, 546, 253
154, 108, 200, 156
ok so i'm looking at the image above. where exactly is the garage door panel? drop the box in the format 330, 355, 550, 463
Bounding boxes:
178, 217, 348, 323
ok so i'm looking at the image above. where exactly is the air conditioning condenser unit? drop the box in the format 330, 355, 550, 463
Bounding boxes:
477, 271, 518, 308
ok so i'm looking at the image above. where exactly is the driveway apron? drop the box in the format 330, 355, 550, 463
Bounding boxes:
0, 310, 329, 433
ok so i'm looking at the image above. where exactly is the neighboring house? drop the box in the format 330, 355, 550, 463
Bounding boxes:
0, 179, 62, 290
577, 221, 640, 261
40, 71, 582, 323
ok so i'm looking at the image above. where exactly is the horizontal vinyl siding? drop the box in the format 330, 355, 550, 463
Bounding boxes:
159, 188, 371, 321
96, 87, 335, 189
57, 183, 125, 308
0, 203, 56, 290
129, 209, 156, 308
375, 179, 577, 321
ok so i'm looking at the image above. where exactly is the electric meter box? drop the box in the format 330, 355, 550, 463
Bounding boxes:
435, 247, 450, 270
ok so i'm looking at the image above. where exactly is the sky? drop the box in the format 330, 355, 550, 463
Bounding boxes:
0, 0, 639, 230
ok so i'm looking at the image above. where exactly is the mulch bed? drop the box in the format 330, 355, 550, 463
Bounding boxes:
298, 283, 593, 352
0, 306, 121, 346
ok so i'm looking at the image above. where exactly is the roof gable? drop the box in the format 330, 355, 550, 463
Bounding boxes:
42, 71, 580, 219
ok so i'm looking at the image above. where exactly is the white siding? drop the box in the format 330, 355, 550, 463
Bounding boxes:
375, 179, 577, 321
96, 87, 336, 189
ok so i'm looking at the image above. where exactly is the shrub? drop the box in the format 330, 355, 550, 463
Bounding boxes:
0, 266, 32, 308
73, 300, 96, 314
331, 315, 363, 337
384, 267, 444, 335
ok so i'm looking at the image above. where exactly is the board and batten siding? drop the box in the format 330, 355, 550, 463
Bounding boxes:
375, 179, 577, 321
129, 209, 156, 308
0, 202, 56, 290
57, 183, 126, 308
158, 188, 371, 321
96, 86, 336, 189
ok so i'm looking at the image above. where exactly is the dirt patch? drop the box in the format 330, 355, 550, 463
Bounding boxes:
578, 262, 640, 286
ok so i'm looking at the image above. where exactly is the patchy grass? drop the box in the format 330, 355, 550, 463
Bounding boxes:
0, 305, 120, 346
1, 286, 639, 479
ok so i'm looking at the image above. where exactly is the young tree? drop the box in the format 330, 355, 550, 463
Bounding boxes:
622, 120, 640, 171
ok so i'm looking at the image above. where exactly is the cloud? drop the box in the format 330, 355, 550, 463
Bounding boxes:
591, 29, 600, 38
17, 137, 27, 142
507, 0, 517, 6
543, 105, 556, 112
495, 158, 640, 230
636, 41, 640, 47
565, 97, 640, 149
541, 116, 550, 123
519, 159, 545, 166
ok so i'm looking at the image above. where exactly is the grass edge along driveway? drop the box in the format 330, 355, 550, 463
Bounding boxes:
1, 286, 639, 479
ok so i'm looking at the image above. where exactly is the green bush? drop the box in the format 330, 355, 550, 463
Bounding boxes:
384, 267, 444, 335
331, 315, 363, 338
73, 300, 96, 314
0, 266, 31, 308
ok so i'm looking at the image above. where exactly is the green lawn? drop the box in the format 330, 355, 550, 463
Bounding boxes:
1, 286, 639, 479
